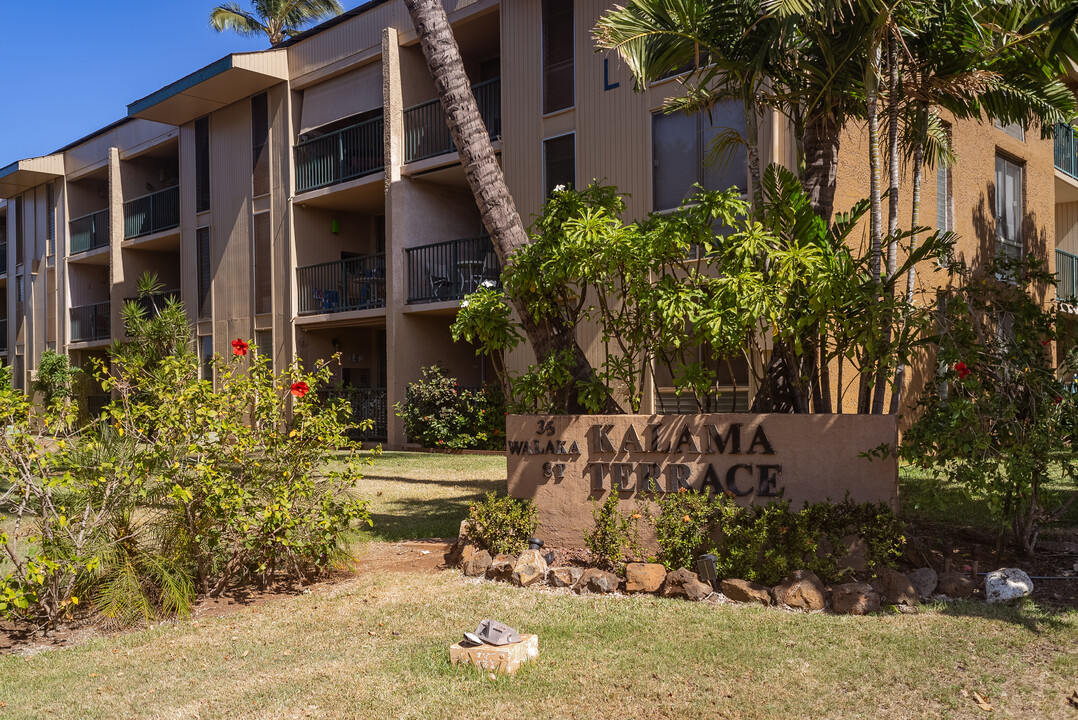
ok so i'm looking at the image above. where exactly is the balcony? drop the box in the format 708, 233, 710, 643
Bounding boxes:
70, 301, 111, 342
1058, 249, 1078, 304
70, 209, 109, 254
295, 116, 385, 194
1056, 123, 1078, 180
297, 254, 385, 316
405, 235, 499, 304
123, 186, 179, 240
403, 78, 500, 164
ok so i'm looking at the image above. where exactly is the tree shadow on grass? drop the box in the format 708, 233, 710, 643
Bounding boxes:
932, 598, 1076, 635
360, 474, 505, 490
366, 495, 484, 542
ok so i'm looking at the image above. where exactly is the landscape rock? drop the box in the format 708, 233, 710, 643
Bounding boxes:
871, 568, 920, 606
574, 568, 620, 594
908, 567, 938, 599
486, 554, 517, 582
836, 534, 869, 574
463, 549, 493, 577
771, 570, 826, 611
624, 563, 667, 593
446, 520, 473, 565
985, 568, 1033, 604
937, 570, 975, 598
830, 582, 881, 615
512, 550, 548, 587
720, 578, 772, 606
547, 566, 583, 588
659, 568, 712, 602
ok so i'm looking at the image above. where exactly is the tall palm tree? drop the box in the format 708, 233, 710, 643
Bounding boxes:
401, 0, 620, 414
209, 0, 344, 46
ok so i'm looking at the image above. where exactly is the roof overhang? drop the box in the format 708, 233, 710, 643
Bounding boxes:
0, 155, 65, 198
127, 50, 289, 125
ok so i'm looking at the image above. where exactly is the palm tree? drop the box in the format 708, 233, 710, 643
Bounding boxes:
209, 0, 344, 46
401, 0, 620, 413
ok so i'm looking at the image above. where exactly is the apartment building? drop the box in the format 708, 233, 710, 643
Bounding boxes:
0, 0, 1074, 445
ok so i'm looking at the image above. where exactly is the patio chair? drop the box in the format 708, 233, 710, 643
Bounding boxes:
429, 262, 453, 300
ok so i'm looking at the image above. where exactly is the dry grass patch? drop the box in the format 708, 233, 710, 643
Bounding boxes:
1, 567, 1076, 720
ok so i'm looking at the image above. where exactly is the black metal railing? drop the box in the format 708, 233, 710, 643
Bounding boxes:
295, 115, 385, 193
405, 235, 500, 304
0, 319, 7, 352
297, 254, 386, 315
0, 242, 6, 275
403, 78, 500, 163
318, 388, 388, 441
85, 393, 110, 419
123, 186, 179, 239
1058, 249, 1078, 303
122, 289, 181, 320
70, 209, 110, 254
70, 301, 110, 342
1056, 123, 1078, 180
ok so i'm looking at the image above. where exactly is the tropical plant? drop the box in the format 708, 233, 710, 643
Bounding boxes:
465, 492, 537, 556
209, 0, 344, 45
901, 255, 1078, 556
394, 364, 505, 451
33, 349, 79, 413
402, 0, 620, 414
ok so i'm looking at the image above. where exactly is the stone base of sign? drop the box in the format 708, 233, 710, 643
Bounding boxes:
450, 634, 539, 675
507, 413, 899, 548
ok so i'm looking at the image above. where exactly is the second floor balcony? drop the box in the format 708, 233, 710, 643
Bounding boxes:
70, 301, 110, 342
124, 186, 180, 240
406, 235, 500, 305
295, 115, 385, 194
70, 209, 109, 255
404, 78, 500, 164
1056, 123, 1078, 180
297, 254, 385, 316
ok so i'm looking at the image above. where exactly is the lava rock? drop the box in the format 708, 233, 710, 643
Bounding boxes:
659, 568, 713, 602
624, 563, 666, 593
463, 549, 493, 577
937, 570, 975, 598
512, 550, 548, 587
831, 582, 881, 615
871, 568, 920, 606
547, 566, 583, 588
908, 567, 938, 599
720, 578, 772, 606
574, 568, 620, 594
985, 568, 1033, 604
486, 554, 517, 582
771, 570, 826, 611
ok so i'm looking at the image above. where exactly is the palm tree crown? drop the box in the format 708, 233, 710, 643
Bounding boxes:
209, 0, 345, 46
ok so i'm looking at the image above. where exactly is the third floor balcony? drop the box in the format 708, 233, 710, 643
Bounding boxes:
295, 115, 385, 194
123, 186, 180, 240
406, 235, 499, 305
404, 78, 500, 164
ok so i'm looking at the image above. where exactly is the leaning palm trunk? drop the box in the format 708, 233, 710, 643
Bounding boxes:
403, 0, 620, 413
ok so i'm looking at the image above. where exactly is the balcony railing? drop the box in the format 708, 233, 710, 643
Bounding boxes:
1056, 123, 1078, 180
297, 254, 386, 315
317, 388, 388, 441
0, 319, 7, 352
404, 78, 501, 164
70, 209, 110, 254
295, 115, 385, 194
123, 186, 179, 240
405, 235, 499, 304
0, 242, 6, 275
70, 301, 111, 342
1058, 249, 1078, 304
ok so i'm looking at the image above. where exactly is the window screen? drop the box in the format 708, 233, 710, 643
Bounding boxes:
542, 0, 574, 114
652, 102, 747, 211
46, 183, 56, 255
936, 162, 950, 234
195, 117, 211, 213
200, 336, 214, 382
995, 155, 1023, 259
252, 94, 270, 197
197, 226, 212, 319
253, 212, 272, 315
544, 134, 575, 197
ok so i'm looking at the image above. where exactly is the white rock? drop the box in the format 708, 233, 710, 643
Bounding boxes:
985, 568, 1033, 604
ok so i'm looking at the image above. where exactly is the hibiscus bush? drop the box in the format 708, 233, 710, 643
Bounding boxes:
901, 255, 1078, 555
395, 364, 505, 450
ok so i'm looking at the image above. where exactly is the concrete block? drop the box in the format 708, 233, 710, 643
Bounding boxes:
450, 634, 539, 675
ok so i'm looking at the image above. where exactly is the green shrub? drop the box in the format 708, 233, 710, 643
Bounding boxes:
395, 364, 505, 451
584, 493, 642, 569
652, 492, 903, 584
34, 349, 79, 412
466, 492, 537, 555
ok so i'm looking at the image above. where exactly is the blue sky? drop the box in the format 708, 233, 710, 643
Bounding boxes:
0, 1, 363, 164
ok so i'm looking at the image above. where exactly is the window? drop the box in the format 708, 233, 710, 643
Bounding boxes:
16, 275, 24, 304
195, 117, 211, 213
654, 349, 750, 413
255, 330, 273, 368
14, 196, 23, 267
994, 119, 1025, 142
936, 161, 950, 234
652, 102, 747, 211
544, 134, 575, 197
196, 226, 212, 319
995, 154, 1023, 259
46, 182, 56, 255
252, 93, 270, 197
200, 336, 213, 382
542, 0, 574, 114
253, 212, 272, 315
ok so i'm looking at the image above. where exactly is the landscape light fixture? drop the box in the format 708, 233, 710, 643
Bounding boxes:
697, 553, 719, 591
528, 537, 544, 551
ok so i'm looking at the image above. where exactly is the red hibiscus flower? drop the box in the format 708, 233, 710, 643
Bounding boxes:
1054, 396, 1063, 405
290, 381, 310, 398
954, 361, 970, 379
231, 338, 249, 356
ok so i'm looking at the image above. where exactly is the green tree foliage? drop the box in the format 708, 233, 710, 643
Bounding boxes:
901, 256, 1078, 555
394, 364, 505, 451
209, 0, 344, 45
33, 349, 79, 415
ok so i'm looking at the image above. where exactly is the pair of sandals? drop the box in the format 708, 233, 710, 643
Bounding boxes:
460, 619, 520, 647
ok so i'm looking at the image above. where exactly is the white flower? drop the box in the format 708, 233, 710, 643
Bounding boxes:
480, 280, 497, 289
553, 184, 566, 193
460, 300, 470, 308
